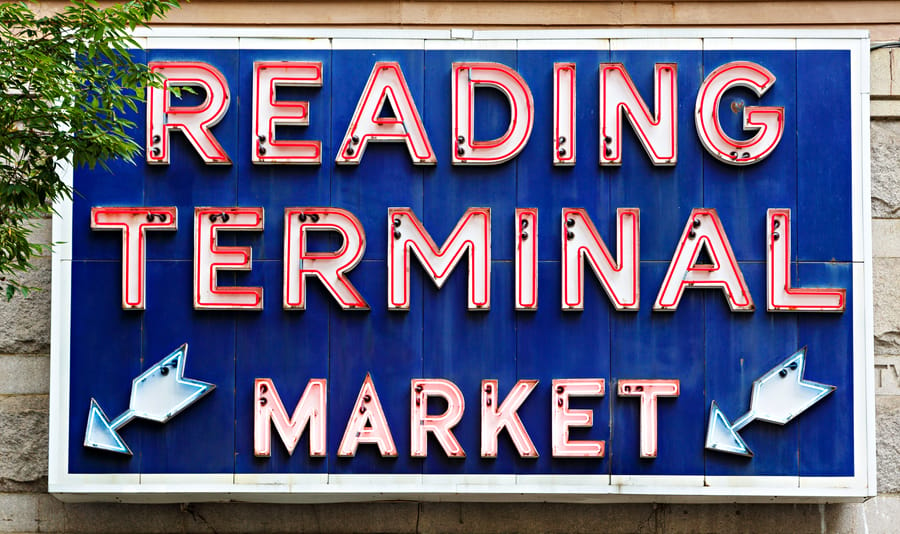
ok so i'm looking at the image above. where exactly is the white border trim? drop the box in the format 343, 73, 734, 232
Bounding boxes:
49, 28, 873, 503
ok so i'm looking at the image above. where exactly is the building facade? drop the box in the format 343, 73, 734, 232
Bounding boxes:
5, 1, 900, 531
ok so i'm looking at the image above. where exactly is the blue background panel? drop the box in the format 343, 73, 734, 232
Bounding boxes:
332, 49, 426, 262
70, 261, 142, 473
234, 260, 330, 474
144, 49, 241, 261
72, 50, 148, 261
329, 260, 424, 475
66, 46, 859, 483
608, 49, 704, 262
238, 49, 333, 261
423, 49, 518, 262
516, 49, 610, 262
796, 50, 853, 262
611, 262, 706, 476
797, 262, 855, 476
701, 50, 797, 263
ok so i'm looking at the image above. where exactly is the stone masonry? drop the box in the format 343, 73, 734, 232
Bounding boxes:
3, 48, 900, 534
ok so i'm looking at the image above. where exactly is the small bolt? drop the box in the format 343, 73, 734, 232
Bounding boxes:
457, 146, 465, 156
521, 231, 529, 240
415, 384, 423, 393
259, 397, 267, 406
742, 152, 750, 159
486, 398, 492, 406
604, 147, 612, 157
258, 135, 266, 143
521, 219, 529, 229
692, 219, 701, 228
773, 232, 780, 241
566, 230, 574, 240
393, 230, 401, 240
558, 148, 567, 157
152, 135, 161, 144
160, 367, 169, 376
346, 147, 355, 156
260, 384, 268, 394
298, 213, 307, 221
259, 146, 267, 155
773, 220, 781, 229
359, 406, 367, 414
566, 218, 575, 228
151, 147, 161, 156
393, 217, 402, 227
310, 214, 319, 222
557, 398, 564, 407
556, 385, 564, 394
457, 135, 465, 143
484, 384, 492, 392
730, 151, 738, 158
559, 136, 566, 144
415, 399, 421, 406
364, 394, 371, 403
689, 230, 696, 239
351, 135, 359, 144
779, 369, 788, 378
604, 136, 612, 144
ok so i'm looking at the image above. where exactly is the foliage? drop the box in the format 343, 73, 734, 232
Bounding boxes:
0, 0, 179, 299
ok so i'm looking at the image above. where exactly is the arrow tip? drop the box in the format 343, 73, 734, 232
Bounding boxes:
705, 401, 753, 457
84, 399, 132, 455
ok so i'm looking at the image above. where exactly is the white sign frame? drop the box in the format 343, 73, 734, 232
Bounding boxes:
49, 28, 875, 503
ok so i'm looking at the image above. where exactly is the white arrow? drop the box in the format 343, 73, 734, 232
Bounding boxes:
705, 347, 835, 457
83, 344, 215, 455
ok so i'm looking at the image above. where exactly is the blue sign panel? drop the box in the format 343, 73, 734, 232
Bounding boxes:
49, 30, 874, 501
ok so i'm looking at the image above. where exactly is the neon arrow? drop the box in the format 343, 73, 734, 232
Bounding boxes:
705, 347, 834, 457
84, 343, 215, 455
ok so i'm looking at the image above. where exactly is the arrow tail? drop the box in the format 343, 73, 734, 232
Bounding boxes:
128, 344, 215, 423
748, 347, 835, 426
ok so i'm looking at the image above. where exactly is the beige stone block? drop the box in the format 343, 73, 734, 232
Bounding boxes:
0, 396, 48, 486
871, 100, 900, 119
872, 47, 893, 97
873, 219, 900, 258
875, 356, 900, 394
416, 503, 657, 534
876, 396, 900, 493
863, 494, 900, 534
871, 121, 900, 219
61, 503, 188, 533
0, 218, 51, 355
826, 502, 868, 534
0, 355, 49, 395
182, 502, 419, 533
873, 258, 900, 353
0, 494, 41, 533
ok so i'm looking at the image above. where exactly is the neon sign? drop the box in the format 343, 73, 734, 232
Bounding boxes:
50, 30, 874, 503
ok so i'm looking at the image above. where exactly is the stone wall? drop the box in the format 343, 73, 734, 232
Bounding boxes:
3, 45, 900, 534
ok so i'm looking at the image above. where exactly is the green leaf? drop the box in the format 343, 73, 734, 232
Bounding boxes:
0, 0, 181, 298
